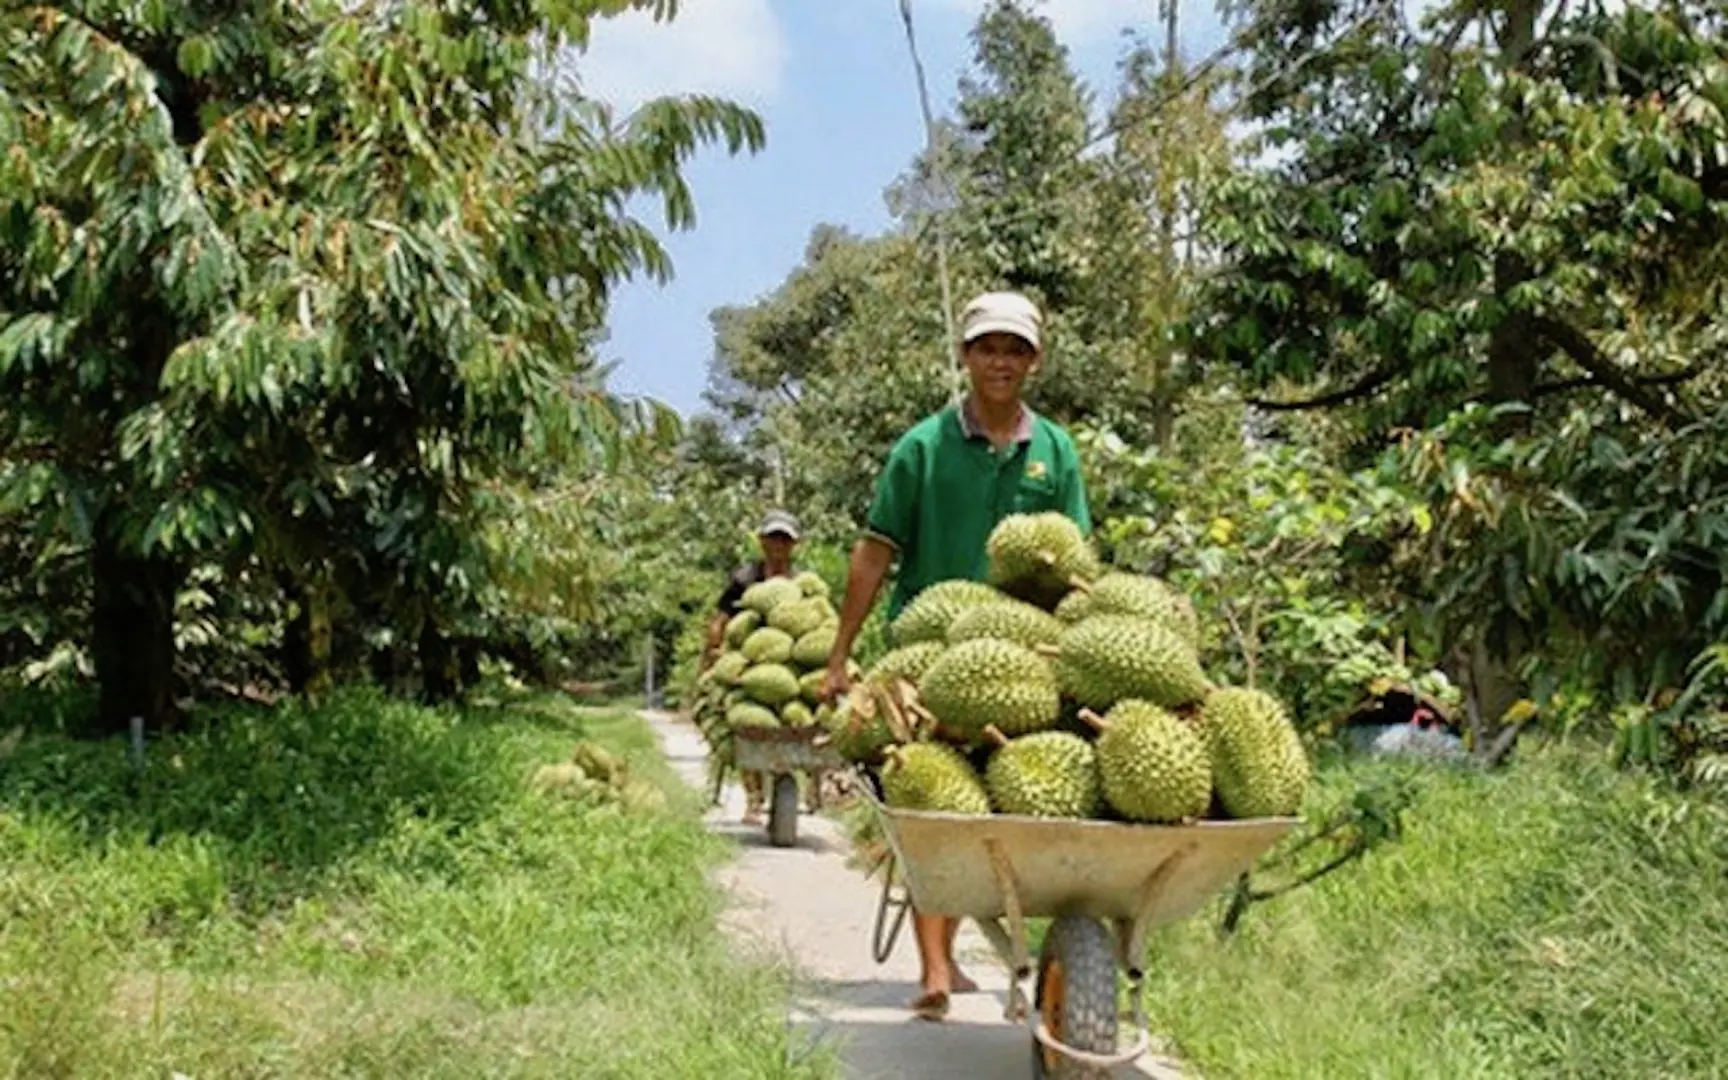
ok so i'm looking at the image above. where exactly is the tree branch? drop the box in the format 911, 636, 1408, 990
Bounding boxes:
1533, 316, 1689, 425
1247, 365, 1399, 411
1527, 365, 1700, 399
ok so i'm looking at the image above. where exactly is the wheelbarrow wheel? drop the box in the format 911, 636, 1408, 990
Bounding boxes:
768, 773, 800, 848
1031, 916, 1118, 1080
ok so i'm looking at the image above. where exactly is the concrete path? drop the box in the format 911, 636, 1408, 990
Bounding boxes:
643, 709, 1187, 1080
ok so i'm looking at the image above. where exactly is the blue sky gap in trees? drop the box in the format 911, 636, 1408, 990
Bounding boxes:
576, 0, 1245, 417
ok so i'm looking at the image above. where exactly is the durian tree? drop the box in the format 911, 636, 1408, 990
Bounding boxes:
0, 0, 761, 731
1191, 0, 1728, 738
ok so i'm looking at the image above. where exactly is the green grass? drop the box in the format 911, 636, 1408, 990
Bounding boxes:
1136, 746, 1728, 1079
0, 682, 831, 1079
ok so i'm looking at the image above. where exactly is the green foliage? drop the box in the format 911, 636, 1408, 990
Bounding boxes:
0, 685, 828, 1077
0, 0, 763, 718
1077, 398, 1456, 729
1138, 747, 1728, 1077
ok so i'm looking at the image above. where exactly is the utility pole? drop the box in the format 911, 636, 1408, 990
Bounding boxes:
1150, 0, 1183, 449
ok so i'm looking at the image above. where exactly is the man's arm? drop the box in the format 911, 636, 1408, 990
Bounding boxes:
822, 536, 895, 698
699, 610, 729, 671
823, 432, 920, 699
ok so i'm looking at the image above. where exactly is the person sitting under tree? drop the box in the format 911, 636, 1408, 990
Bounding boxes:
702, 508, 804, 825
821, 290, 1093, 1021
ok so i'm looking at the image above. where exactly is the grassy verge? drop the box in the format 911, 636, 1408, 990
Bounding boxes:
0, 683, 831, 1079
1138, 746, 1728, 1079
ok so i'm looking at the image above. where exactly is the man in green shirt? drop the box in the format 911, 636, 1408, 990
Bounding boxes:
822, 290, 1092, 1021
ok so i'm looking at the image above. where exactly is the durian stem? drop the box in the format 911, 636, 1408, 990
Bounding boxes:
981, 724, 1010, 748
1077, 708, 1109, 732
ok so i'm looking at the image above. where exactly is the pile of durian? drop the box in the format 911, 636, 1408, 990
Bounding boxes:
690, 571, 859, 781
824, 512, 1311, 825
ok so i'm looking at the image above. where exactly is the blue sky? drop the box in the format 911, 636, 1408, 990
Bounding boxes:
578, 0, 1233, 417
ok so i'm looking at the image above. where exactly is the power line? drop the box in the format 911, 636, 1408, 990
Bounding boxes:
895, 0, 966, 401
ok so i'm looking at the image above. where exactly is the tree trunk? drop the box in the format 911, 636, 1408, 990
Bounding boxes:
281, 566, 334, 699
419, 617, 458, 703
87, 524, 184, 738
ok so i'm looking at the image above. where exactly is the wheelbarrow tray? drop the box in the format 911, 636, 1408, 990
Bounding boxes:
867, 793, 1298, 928
732, 725, 843, 775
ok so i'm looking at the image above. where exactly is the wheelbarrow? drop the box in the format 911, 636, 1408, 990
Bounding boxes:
731, 724, 845, 848
855, 777, 1298, 1079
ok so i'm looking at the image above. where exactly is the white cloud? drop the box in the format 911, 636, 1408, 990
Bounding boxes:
574, 0, 787, 114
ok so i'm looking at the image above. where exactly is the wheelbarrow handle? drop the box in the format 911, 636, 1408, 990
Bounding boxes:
871, 855, 911, 964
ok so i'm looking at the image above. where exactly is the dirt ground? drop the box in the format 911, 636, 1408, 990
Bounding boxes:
644, 709, 1187, 1080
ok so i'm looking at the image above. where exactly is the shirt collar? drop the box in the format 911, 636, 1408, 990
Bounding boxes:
958, 397, 1034, 444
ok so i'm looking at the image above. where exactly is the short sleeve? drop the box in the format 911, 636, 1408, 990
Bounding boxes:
864, 434, 923, 551
715, 565, 754, 615
1055, 432, 1093, 536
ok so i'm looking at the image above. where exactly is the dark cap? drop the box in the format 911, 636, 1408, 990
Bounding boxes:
758, 509, 801, 540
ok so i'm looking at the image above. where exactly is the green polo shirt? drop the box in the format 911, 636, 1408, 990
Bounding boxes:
864, 400, 1092, 618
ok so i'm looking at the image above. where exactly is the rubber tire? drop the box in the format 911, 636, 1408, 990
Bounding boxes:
768, 773, 799, 848
1031, 916, 1119, 1080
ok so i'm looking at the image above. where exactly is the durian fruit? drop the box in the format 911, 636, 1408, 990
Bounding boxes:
799, 668, 828, 705
770, 595, 836, 639
918, 638, 1062, 739
1198, 687, 1310, 818
985, 513, 1102, 601
725, 610, 761, 648
796, 571, 831, 599
741, 663, 802, 707
531, 762, 602, 799
791, 625, 837, 668
981, 725, 1101, 819
1080, 572, 1200, 649
727, 701, 781, 730
1053, 615, 1212, 711
741, 577, 802, 616
1083, 701, 1212, 823
864, 641, 949, 686
571, 741, 626, 786
890, 580, 1003, 645
1054, 590, 1093, 623
946, 596, 1066, 652
710, 651, 751, 685
741, 627, 795, 665
880, 743, 992, 815
781, 700, 816, 728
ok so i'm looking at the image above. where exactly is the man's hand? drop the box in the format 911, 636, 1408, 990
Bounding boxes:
822, 535, 894, 704
819, 660, 853, 705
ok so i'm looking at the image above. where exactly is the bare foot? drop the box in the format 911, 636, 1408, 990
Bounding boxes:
950, 969, 980, 994
742, 807, 764, 826
910, 989, 949, 1022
